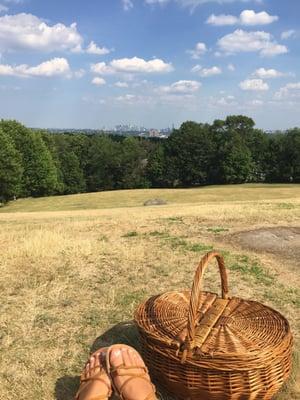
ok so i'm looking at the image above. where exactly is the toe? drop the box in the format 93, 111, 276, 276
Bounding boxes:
133, 351, 144, 369
110, 346, 124, 370
94, 353, 100, 371
84, 361, 90, 379
122, 347, 132, 367
108, 346, 155, 400
128, 348, 136, 365
89, 356, 95, 378
100, 349, 107, 364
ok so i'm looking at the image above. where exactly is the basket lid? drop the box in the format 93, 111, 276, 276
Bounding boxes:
135, 252, 292, 368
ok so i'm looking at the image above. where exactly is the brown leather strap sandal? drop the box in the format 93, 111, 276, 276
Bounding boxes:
75, 348, 112, 400
106, 344, 157, 400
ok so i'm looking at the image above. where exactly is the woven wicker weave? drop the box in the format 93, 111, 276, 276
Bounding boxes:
135, 251, 293, 400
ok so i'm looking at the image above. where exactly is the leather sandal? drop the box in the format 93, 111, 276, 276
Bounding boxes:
106, 344, 157, 400
75, 348, 112, 400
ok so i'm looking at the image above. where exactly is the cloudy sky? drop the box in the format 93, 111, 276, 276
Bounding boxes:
0, 0, 299, 129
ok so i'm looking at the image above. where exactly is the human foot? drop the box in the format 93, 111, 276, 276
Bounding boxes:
75, 348, 112, 400
106, 344, 157, 400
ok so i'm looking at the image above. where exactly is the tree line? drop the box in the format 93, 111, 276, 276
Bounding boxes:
0, 116, 299, 203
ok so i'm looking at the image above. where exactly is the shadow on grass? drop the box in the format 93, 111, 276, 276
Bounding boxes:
55, 375, 79, 400
54, 320, 140, 400
90, 320, 140, 353
54, 321, 298, 400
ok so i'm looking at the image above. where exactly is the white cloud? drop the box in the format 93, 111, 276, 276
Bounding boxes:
82, 95, 106, 105
145, 0, 169, 4
3, 0, 24, 3
228, 63, 235, 71
252, 67, 286, 79
218, 29, 288, 57
0, 13, 83, 53
115, 81, 129, 88
91, 57, 173, 75
159, 80, 201, 94
217, 96, 237, 106
116, 94, 136, 101
281, 30, 296, 40
110, 57, 173, 73
207, 14, 238, 26
115, 94, 154, 105
191, 65, 222, 77
275, 82, 300, 99
92, 77, 106, 86
0, 64, 14, 75
218, 97, 232, 105
74, 68, 85, 78
249, 99, 264, 106
0, 13, 111, 55
144, 0, 264, 8
127, 1, 265, 13
209, 94, 237, 108
91, 62, 115, 75
0, 57, 71, 77
239, 78, 269, 91
284, 82, 300, 90
159, 93, 196, 105
239, 10, 278, 25
187, 42, 207, 59
122, 0, 134, 10
261, 43, 288, 57
86, 41, 111, 55
0, 4, 8, 13
27, 58, 71, 77
207, 10, 278, 26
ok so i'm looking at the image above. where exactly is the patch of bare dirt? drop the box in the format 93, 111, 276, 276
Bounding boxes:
231, 227, 300, 265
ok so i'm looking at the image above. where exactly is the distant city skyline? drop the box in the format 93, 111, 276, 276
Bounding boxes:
36, 124, 174, 135
0, 0, 299, 130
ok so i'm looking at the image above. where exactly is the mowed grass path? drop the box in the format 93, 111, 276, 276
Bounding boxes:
0, 184, 299, 400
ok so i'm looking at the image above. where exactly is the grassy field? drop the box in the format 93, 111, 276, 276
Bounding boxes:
0, 184, 299, 400
1, 184, 300, 213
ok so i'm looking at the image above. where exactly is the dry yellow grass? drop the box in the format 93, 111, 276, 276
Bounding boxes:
0, 185, 299, 400
1, 183, 299, 213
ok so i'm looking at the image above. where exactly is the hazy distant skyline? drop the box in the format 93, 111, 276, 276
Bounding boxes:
0, 0, 299, 129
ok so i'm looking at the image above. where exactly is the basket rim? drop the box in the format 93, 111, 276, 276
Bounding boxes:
134, 289, 292, 364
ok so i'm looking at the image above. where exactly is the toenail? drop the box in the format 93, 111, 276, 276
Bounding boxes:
114, 349, 121, 356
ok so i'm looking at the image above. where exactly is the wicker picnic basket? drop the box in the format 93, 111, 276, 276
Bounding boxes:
134, 251, 293, 400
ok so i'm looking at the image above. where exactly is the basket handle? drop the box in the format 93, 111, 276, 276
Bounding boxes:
185, 251, 229, 349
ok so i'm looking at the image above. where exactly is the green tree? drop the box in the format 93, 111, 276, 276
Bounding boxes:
40, 131, 64, 194
264, 133, 286, 183
22, 131, 59, 196
165, 122, 214, 186
146, 142, 167, 187
66, 134, 90, 172
223, 117, 268, 181
210, 117, 254, 184
220, 134, 252, 183
284, 128, 300, 183
0, 120, 59, 196
120, 137, 149, 188
0, 128, 23, 202
86, 135, 122, 191
264, 129, 300, 183
52, 134, 86, 194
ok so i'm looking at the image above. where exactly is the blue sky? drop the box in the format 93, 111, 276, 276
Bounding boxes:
0, 0, 299, 129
